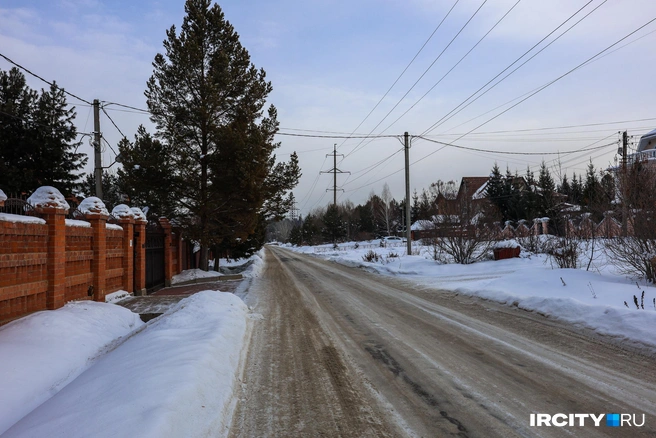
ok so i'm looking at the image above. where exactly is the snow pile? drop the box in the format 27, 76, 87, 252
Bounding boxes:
172, 268, 223, 284
493, 239, 520, 249
3, 292, 250, 438
106, 223, 123, 231
65, 218, 91, 228
242, 248, 265, 278
105, 290, 131, 303
78, 197, 109, 216
111, 204, 134, 220
0, 302, 143, 435
0, 213, 46, 224
289, 241, 656, 353
0, 189, 6, 203
131, 207, 147, 222
26, 186, 69, 211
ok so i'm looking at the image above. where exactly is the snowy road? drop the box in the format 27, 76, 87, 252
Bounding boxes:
230, 247, 656, 437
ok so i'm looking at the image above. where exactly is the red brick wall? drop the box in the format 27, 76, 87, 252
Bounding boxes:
0, 220, 48, 324
65, 225, 93, 302
105, 227, 124, 294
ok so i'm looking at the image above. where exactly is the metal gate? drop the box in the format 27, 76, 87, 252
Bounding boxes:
145, 221, 165, 291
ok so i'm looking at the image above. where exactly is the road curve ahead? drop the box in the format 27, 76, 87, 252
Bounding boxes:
229, 247, 656, 438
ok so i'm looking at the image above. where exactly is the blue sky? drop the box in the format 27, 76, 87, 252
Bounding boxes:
2, 0, 656, 214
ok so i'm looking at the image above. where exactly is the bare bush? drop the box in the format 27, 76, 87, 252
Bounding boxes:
362, 250, 382, 263
605, 160, 656, 282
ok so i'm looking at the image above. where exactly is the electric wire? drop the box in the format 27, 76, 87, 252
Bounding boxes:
0, 52, 93, 105
412, 15, 656, 170
333, 0, 461, 152
342, 0, 488, 160
421, 0, 602, 136
380, 0, 523, 135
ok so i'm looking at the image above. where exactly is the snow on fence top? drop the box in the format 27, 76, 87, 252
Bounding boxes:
0, 189, 6, 203
78, 197, 109, 216
0, 213, 46, 225
130, 207, 147, 222
111, 204, 135, 220
26, 186, 69, 212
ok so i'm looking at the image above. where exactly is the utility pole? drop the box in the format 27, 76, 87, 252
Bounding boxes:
93, 99, 103, 200
321, 144, 350, 207
404, 132, 412, 256
621, 130, 628, 237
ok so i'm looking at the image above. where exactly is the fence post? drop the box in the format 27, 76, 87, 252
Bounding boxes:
116, 217, 134, 293
133, 219, 147, 296
86, 212, 108, 302
159, 218, 173, 287
36, 206, 67, 310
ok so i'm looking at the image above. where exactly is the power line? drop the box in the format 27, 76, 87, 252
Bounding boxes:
416, 136, 618, 156
428, 15, 656, 144
0, 52, 93, 105
421, 0, 602, 136
102, 101, 150, 114
381, 0, 523, 134
342, 0, 488, 160
101, 106, 127, 139
276, 132, 399, 139
333, 0, 461, 151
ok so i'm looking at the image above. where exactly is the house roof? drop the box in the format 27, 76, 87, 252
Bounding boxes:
457, 177, 490, 201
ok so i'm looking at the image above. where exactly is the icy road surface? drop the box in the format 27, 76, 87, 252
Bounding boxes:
230, 247, 656, 437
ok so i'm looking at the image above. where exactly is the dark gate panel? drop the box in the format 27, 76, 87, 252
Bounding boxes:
145, 222, 165, 291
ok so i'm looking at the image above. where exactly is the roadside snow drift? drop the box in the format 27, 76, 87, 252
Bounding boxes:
3, 292, 250, 438
0, 301, 143, 435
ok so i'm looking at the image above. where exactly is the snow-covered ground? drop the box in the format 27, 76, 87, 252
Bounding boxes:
0, 291, 251, 437
290, 240, 656, 354
172, 249, 265, 284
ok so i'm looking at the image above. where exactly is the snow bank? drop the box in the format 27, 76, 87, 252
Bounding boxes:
0, 302, 143, 435
172, 268, 223, 284
26, 186, 69, 211
242, 248, 265, 278
4, 292, 250, 438
105, 290, 131, 304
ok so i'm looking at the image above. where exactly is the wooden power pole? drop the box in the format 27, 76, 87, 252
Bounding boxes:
404, 132, 412, 256
621, 130, 628, 237
93, 99, 103, 200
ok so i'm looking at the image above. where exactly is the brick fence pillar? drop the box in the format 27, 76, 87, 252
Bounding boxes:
117, 218, 134, 293
133, 220, 147, 296
159, 218, 173, 287
87, 213, 108, 302
37, 207, 67, 310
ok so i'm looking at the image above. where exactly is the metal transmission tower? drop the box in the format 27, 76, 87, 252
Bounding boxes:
289, 193, 299, 221
321, 144, 350, 207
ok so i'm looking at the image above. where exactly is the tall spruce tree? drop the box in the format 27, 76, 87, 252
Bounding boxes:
0, 68, 86, 196
145, 0, 300, 269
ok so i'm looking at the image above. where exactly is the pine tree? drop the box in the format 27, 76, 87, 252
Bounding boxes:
559, 174, 571, 201
570, 172, 582, 205
486, 163, 506, 220
322, 204, 346, 243
537, 161, 556, 218
583, 161, 600, 207
116, 125, 177, 218
0, 68, 86, 196
145, 0, 300, 269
